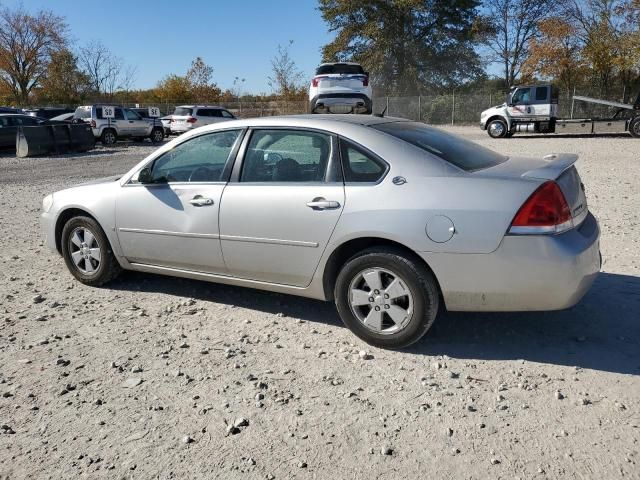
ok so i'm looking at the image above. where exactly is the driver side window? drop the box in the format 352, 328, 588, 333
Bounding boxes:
147, 130, 241, 183
511, 88, 531, 105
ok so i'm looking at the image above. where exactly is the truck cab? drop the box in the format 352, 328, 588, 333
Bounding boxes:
480, 84, 559, 138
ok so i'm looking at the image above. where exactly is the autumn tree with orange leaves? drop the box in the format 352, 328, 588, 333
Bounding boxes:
522, 18, 587, 93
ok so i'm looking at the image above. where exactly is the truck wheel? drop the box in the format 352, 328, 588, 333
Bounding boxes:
150, 128, 164, 143
629, 117, 640, 138
101, 129, 117, 145
487, 119, 508, 138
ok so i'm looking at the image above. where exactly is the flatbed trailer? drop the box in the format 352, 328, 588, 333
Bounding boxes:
480, 84, 640, 138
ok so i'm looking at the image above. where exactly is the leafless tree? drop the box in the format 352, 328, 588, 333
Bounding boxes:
0, 5, 68, 103
268, 41, 304, 98
482, 0, 557, 88
78, 40, 124, 98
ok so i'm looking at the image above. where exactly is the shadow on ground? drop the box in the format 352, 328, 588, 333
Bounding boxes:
112, 271, 640, 376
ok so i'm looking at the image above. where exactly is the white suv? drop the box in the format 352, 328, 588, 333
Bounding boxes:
309, 62, 372, 114
170, 105, 236, 133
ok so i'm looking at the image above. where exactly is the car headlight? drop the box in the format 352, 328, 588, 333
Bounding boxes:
42, 194, 54, 213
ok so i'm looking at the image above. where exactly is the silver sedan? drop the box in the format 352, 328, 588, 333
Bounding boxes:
40, 115, 601, 348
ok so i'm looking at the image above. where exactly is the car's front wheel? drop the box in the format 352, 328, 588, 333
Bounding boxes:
334, 248, 439, 349
61, 216, 122, 286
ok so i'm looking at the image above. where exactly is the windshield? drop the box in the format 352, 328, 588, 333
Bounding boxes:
372, 122, 507, 172
173, 107, 193, 116
316, 64, 364, 75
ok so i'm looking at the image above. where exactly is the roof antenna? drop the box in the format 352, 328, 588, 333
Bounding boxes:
373, 105, 387, 117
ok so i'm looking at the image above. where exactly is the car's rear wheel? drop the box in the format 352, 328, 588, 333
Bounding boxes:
334, 248, 439, 349
487, 119, 508, 138
629, 117, 640, 138
101, 129, 117, 145
61, 216, 121, 286
150, 128, 164, 143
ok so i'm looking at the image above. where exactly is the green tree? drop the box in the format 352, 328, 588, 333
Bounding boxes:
318, 0, 483, 95
39, 49, 91, 104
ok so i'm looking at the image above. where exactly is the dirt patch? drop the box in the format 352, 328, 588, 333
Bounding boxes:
0, 129, 638, 479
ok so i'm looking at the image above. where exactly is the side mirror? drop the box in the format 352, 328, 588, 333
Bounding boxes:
138, 167, 153, 184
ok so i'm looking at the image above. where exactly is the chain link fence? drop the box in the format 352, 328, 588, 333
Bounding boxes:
42, 87, 637, 125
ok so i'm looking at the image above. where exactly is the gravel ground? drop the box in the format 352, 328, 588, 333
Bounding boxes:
0, 129, 638, 479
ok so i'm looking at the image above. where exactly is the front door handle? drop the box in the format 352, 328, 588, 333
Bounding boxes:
306, 197, 341, 210
189, 196, 214, 206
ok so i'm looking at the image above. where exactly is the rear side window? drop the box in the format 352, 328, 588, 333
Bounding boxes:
74, 108, 91, 119
241, 129, 332, 183
372, 122, 507, 172
196, 109, 210, 116
174, 107, 193, 116
316, 64, 365, 75
340, 139, 387, 183
535, 87, 548, 101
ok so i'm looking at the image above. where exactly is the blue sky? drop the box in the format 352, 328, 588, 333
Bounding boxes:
6, 0, 333, 94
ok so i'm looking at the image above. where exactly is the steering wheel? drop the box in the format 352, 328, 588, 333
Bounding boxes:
189, 166, 213, 182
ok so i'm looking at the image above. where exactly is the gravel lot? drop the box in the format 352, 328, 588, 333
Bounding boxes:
1, 128, 638, 479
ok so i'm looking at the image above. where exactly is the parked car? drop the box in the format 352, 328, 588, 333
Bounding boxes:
0, 107, 23, 114
40, 115, 600, 348
24, 107, 74, 119
130, 107, 171, 138
309, 62, 372, 114
73, 105, 165, 145
170, 105, 235, 134
0, 114, 46, 147
160, 115, 172, 137
49, 112, 76, 123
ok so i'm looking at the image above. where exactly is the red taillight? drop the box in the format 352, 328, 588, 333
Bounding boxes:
90, 119, 96, 128
362, 75, 369, 87
186, 117, 197, 124
312, 76, 326, 87
510, 181, 572, 234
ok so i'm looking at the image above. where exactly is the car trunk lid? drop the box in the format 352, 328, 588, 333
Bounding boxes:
478, 153, 588, 227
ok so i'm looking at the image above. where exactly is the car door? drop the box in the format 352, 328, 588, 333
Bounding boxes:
219, 128, 345, 287
115, 129, 244, 273
124, 109, 148, 136
508, 87, 533, 118
0, 116, 17, 147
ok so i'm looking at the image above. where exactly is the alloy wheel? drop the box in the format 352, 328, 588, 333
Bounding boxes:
68, 227, 101, 275
348, 267, 414, 335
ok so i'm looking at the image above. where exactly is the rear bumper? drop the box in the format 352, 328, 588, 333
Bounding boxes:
310, 94, 372, 114
171, 123, 195, 133
423, 212, 601, 311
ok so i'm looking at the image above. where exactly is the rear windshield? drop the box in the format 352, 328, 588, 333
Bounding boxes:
174, 107, 193, 116
316, 64, 364, 75
372, 122, 507, 172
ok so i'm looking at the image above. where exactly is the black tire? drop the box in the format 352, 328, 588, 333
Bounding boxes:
629, 117, 640, 138
101, 129, 117, 145
487, 119, 508, 138
150, 128, 164, 143
61, 216, 122, 287
334, 247, 439, 349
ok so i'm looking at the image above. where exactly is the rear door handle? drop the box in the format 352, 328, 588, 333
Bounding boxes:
306, 198, 341, 210
189, 196, 214, 206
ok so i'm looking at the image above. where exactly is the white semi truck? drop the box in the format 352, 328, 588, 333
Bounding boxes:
480, 84, 640, 138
